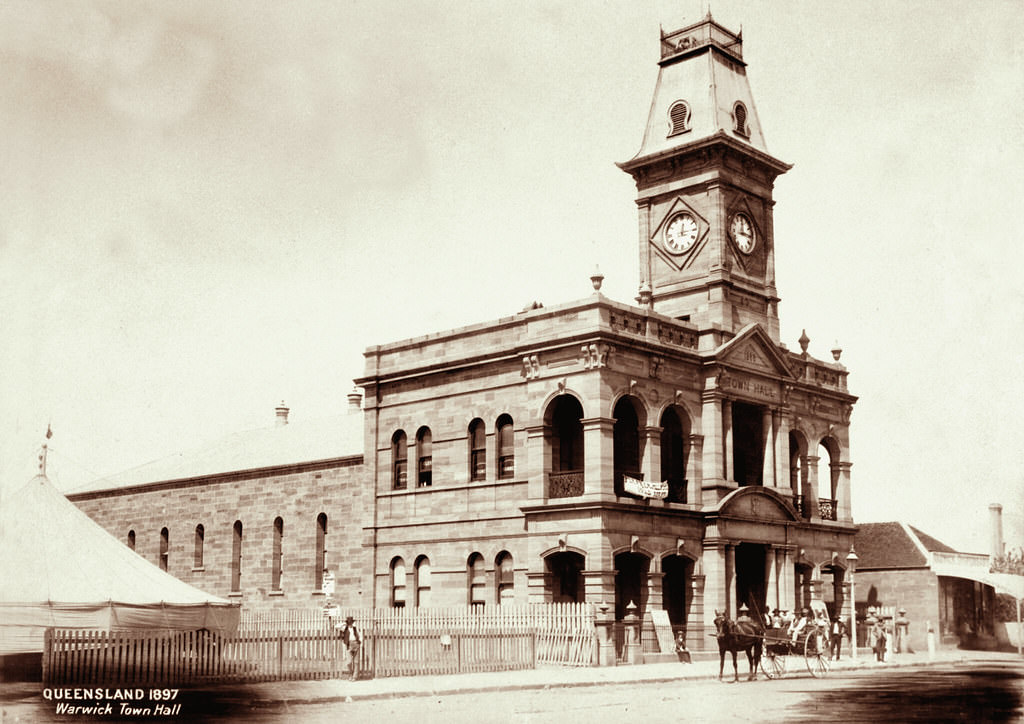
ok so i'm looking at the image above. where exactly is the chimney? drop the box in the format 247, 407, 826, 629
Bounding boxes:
275, 401, 290, 427
989, 503, 1004, 559
347, 387, 362, 414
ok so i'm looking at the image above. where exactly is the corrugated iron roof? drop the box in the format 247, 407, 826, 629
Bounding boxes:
70, 413, 363, 495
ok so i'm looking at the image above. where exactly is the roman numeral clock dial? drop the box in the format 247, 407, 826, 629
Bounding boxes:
664, 212, 698, 254
730, 212, 756, 254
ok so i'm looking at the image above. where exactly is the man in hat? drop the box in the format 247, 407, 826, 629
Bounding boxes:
336, 615, 363, 680
789, 608, 809, 644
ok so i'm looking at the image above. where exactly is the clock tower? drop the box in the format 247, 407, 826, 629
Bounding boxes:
618, 15, 791, 348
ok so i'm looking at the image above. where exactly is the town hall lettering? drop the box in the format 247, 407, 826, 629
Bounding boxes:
725, 374, 778, 401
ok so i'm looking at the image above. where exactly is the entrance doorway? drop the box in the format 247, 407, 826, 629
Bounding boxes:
735, 543, 767, 619
614, 552, 649, 620
545, 552, 584, 603
662, 555, 693, 631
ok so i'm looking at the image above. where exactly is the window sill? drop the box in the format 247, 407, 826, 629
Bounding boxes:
228, 591, 243, 598
310, 590, 325, 597
191, 567, 205, 573
268, 590, 284, 597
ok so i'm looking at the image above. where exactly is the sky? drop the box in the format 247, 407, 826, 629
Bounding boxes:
1, 0, 1022, 556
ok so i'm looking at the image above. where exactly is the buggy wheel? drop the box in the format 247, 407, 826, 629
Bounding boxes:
761, 650, 785, 679
804, 629, 831, 677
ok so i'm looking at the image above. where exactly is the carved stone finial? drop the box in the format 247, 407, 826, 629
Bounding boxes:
637, 281, 653, 307
590, 265, 604, 292
798, 329, 810, 354
831, 340, 842, 361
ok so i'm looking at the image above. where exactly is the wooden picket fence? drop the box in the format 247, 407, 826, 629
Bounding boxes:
43, 603, 596, 685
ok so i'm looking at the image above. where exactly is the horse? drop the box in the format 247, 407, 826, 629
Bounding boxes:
712, 610, 764, 682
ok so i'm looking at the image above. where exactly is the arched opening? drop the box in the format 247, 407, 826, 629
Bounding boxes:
415, 555, 431, 607
314, 513, 327, 589
469, 419, 486, 481
661, 555, 693, 635
735, 543, 767, 617
545, 551, 584, 603
614, 551, 649, 620
193, 524, 204, 569
789, 430, 808, 517
127, 530, 135, 551
392, 430, 408, 489
495, 551, 514, 604
390, 557, 406, 608
272, 517, 284, 591
817, 438, 840, 520
496, 414, 515, 479
416, 427, 432, 487
613, 397, 643, 496
821, 563, 845, 621
468, 552, 486, 607
159, 527, 169, 572
231, 520, 243, 593
547, 396, 584, 498
732, 402, 764, 486
659, 406, 690, 503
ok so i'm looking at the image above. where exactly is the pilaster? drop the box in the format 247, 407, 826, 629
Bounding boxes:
806, 454, 820, 521
837, 461, 853, 523
641, 425, 663, 495
582, 417, 616, 498
525, 424, 549, 500
762, 408, 775, 487
701, 541, 728, 634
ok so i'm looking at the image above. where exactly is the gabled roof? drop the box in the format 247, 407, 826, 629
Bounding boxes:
70, 413, 363, 496
854, 522, 957, 569
714, 323, 794, 377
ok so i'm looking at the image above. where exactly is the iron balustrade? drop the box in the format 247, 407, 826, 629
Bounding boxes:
818, 498, 837, 521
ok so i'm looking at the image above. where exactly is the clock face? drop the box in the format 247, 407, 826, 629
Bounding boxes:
731, 213, 756, 254
664, 212, 698, 254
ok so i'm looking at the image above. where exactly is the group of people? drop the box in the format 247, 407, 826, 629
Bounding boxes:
763, 606, 848, 660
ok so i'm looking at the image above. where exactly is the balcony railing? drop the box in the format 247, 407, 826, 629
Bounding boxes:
818, 498, 837, 521
548, 471, 584, 498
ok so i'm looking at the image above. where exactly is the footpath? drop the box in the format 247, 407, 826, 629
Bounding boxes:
232, 648, 1022, 707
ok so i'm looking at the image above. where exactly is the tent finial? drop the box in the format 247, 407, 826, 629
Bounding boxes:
39, 424, 52, 475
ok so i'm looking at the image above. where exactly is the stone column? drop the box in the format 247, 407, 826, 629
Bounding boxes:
765, 545, 779, 614
805, 454, 820, 521
582, 417, 616, 498
779, 546, 796, 612
688, 569, 707, 651
641, 425, 663, 496
762, 408, 775, 487
836, 461, 853, 523
774, 413, 789, 493
723, 400, 734, 483
701, 541, 728, 635
701, 381, 726, 504
525, 424, 549, 500
725, 543, 737, 618
686, 434, 703, 504
593, 601, 617, 666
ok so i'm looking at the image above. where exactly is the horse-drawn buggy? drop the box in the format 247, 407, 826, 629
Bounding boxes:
712, 599, 833, 682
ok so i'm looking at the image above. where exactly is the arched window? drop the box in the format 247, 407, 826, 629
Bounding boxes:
817, 439, 840, 521
668, 100, 691, 136
416, 427, 432, 487
392, 430, 408, 489
548, 395, 584, 498
193, 524, 204, 569
468, 552, 486, 607
496, 551, 514, 604
159, 527, 169, 571
391, 557, 406, 608
660, 407, 687, 503
415, 555, 431, 607
127, 529, 136, 551
613, 397, 642, 496
733, 102, 748, 135
271, 517, 284, 591
231, 520, 243, 593
496, 414, 514, 479
315, 513, 328, 588
469, 419, 486, 481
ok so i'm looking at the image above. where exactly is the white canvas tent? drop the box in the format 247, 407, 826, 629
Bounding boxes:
0, 474, 239, 656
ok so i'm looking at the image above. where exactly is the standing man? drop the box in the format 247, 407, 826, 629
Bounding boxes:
830, 616, 845, 661
336, 615, 363, 681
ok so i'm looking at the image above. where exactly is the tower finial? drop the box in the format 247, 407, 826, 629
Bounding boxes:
38, 424, 52, 475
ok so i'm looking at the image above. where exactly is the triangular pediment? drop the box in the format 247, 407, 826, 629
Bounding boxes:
715, 324, 794, 378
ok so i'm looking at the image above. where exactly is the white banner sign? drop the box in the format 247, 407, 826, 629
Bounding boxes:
623, 476, 668, 500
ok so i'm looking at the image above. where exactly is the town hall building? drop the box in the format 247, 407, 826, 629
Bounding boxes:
70, 15, 858, 653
